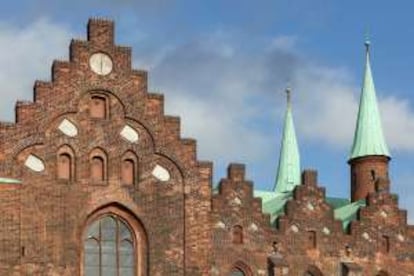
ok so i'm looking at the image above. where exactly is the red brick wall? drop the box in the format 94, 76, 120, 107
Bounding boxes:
0, 19, 211, 275
0, 18, 413, 275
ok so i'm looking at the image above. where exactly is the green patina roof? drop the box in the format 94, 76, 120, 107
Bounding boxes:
326, 197, 350, 209
274, 88, 301, 193
254, 190, 292, 224
255, 190, 365, 230
334, 199, 366, 229
0, 177, 22, 184
350, 40, 390, 160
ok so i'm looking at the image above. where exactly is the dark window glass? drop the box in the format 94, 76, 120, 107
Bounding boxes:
230, 268, 245, 276
84, 215, 135, 276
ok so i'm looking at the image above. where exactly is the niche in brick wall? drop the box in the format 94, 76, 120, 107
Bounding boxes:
121, 151, 138, 185
306, 230, 317, 249
90, 94, 108, 119
381, 235, 390, 253
90, 148, 107, 182
57, 145, 75, 180
232, 225, 243, 244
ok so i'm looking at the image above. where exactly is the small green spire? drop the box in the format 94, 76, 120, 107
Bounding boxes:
274, 86, 301, 192
350, 39, 390, 160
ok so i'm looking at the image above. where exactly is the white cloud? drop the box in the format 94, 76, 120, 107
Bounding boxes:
380, 97, 414, 152
269, 35, 298, 51
293, 64, 359, 148
141, 32, 414, 165
0, 18, 72, 122
293, 62, 414, 153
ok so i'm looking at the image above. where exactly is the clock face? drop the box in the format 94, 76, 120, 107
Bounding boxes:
89, 53, 113, 75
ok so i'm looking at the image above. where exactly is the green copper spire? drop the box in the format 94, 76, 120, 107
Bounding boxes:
350, 39, 390, 160
274, 87, 301, 192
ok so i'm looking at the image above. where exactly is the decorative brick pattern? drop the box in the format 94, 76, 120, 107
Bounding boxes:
0, 18, 413, 275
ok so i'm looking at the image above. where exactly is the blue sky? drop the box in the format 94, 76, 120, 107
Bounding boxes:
0, 1, 413, 222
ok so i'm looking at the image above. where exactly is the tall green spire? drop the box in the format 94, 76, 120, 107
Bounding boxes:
350, 39, 390, 160
274, 87, 301, 192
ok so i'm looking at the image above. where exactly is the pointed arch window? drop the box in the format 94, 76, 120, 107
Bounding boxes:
230, 267, 245, 276
84, 215, 135, 276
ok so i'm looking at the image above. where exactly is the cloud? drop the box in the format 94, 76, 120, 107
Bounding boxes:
135, 29, 414, 213
140, 31, 414, 163
0, 18, 72, 122
141, 36, 279, 163
269, 35, 298, 51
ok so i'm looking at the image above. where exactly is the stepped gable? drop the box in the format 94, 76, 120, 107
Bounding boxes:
348, 177, 413, 260
0, 17, 413, 275
342, 180, 414, 273
274, 171, 345, 272
0, 18, 213, 275
211, 163, 273, 276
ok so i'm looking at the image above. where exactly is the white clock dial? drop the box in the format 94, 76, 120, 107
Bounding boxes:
89, 53, 113, 75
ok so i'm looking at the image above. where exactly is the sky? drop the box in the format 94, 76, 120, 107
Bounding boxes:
0, 1, 413, 222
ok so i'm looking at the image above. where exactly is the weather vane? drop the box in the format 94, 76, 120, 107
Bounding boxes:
285, 83, 292, 105
365, 27, 371, 50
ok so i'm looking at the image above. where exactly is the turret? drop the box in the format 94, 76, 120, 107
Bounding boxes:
274, 87, 301, 193
349, 39, 390, 202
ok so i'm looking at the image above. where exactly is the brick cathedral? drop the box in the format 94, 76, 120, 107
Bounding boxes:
0, 19, 413, 275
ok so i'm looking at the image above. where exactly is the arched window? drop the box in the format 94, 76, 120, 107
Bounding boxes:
57, 145, 75, 181
122, 159, 135, 185
232, 225, 243, 244
84, 215, 135, 276
90, 95, 107, 119
230, 267, 245, 276
58, 153, 72, 180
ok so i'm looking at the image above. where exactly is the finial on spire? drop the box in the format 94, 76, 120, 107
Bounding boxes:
364, 28, 371, 52
285, 85, 291, 106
